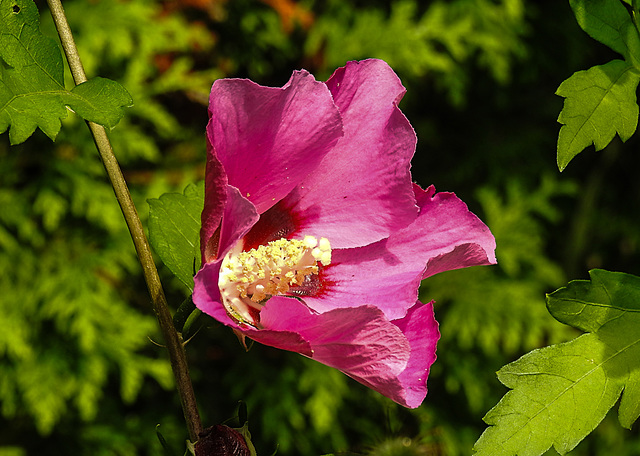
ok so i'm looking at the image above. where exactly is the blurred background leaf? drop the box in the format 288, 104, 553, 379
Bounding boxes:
3, 0, 640, 455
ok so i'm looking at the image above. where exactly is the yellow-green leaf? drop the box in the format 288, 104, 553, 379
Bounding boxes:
474, 270, 640, 456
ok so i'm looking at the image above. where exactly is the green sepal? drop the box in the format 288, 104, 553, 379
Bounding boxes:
182, 308, 203, 340
173, 295, 196, 333
185, 440, 195, 456
236, 421, 258, 456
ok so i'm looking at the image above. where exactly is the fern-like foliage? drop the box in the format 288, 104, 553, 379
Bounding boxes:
1, 0, 232, 443
306, 0, 527, 105
0, 147, 173, 434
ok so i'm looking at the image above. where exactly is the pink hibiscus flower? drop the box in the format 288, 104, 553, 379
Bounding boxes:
193, 59, 496, 408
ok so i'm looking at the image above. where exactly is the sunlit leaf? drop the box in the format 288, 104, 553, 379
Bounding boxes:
148, 182, 204, 291
569, 0, 640, 66
547, 269, 640, 429
473, 270, 640, 456
0, 0, 132, 144
556, 60, 639, 170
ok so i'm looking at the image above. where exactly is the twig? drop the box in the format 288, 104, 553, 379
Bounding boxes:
46, 0, 203, 442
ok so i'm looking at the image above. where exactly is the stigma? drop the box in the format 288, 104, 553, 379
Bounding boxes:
218, 235, 331, 326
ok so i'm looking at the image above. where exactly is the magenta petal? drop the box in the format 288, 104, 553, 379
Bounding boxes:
239, 328, 313, 358
392, 300, 440, 408
207, 71, 343, 215
193, 284, 439, 407
422, 243, 496, 279
216, 186, 259, 260
255, 298, 417, 405
302, 185, 495, 320
280, 59, 418, 249
260, 298, 408, 376
410, 185, 497, 279
192, 261, 233, 325
302, 241, 424, 320
200, 147, 228, 263
201, 184, 260, 264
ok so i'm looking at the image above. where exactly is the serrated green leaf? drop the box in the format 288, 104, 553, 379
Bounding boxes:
547, 269, 640, 333
556, 60, 640, 171
473, 269, 640, 456
0, 0, 132, 144
569, 0, 640, 66
148, 182, 204, 291
548, 269, 640, 429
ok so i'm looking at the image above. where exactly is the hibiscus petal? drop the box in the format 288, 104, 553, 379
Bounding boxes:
260, 298, 408, 373
207, 71, 343, 215
301, 185, 496, 320
193, 279, 439, 408
410, 184, 497, 279
301, 241, 424, 320
392, 300, 440, 408
200, 146, 228, 263
217, 186, 259, 260
200, 184, 260, 264
246, 297, 420, 407
280, 59, 419, 249
192, 261, 230, 323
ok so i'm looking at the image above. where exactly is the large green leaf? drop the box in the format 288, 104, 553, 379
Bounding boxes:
569, 0, 640, 66
473, 270, 640, 456
148, 182, 204, 291
556, 60, 640, 171
0, 0, 132, 144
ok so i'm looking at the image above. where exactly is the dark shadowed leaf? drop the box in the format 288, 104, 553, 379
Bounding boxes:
569, 0, 640, 65
556, 60, 639, 170
148, 182, 204, 291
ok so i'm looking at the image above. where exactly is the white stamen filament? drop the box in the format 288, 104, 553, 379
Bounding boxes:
218, 235, 331, 326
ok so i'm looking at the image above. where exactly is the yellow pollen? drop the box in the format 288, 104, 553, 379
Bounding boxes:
218, 236, 332, 326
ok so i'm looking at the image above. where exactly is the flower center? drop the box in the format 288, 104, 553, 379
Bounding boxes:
218, 235, 331, 326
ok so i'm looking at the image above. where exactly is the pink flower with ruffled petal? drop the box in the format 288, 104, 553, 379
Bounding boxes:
193, 59, 496, 408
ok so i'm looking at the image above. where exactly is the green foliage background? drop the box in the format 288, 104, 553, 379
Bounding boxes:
2, 0, 640, 454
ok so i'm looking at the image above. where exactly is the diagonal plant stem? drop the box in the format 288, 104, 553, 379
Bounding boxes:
46, 0, 203, 442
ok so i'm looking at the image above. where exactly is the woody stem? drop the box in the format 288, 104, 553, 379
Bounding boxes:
46, 0, 203, 442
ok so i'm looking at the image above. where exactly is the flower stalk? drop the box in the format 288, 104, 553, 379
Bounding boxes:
46, 0, 203, 442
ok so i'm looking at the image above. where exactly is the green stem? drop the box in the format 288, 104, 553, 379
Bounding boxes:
46, 0, 203, 442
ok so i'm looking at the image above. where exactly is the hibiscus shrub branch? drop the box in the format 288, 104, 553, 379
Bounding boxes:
45, 0, 203, 443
